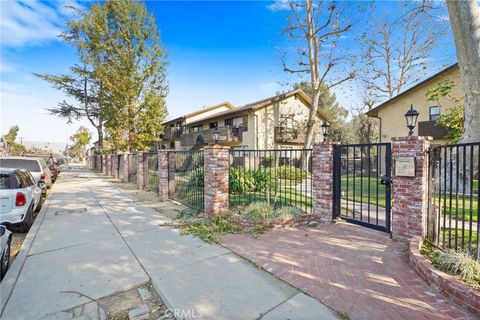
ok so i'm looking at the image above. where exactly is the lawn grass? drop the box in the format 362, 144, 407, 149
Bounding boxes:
436, 195, 479, 222
340, 176, 387, 207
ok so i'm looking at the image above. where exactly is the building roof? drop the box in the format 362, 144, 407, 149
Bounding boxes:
184, 89, 328, 127
366, 63, 459, 117
163, 102, 235, 125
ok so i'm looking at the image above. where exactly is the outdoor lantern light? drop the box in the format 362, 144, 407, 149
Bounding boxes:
212, 130, 220, 144
405, 104, 419, 136
321, 121, 330, 140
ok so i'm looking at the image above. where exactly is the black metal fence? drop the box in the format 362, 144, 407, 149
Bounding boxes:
109, 154, 114, 176
127, 154, 138, 183
170, 150, 204, 211
229, 149, 312, 213
144, 153, 159, 194
427, 142, 479, 259
93, 155, 99, 170
333, 143, 392, 232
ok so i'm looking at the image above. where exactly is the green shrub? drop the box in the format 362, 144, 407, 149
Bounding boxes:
275, 206, 303, 219
432, 249, 480, 284
229, 168, 277, 193
276, 166, 307, 181
176, 208, 202, 220
188, 167, 204, 187
243, 202, 275, 220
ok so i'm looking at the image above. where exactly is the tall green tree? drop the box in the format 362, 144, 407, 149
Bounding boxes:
2, 125, 26, 156
70, 0, 168, 152
69, 126, 92, 159
35, 67, 106, 153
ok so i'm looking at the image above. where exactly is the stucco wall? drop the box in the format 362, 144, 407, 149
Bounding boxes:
376, 67, 462, 143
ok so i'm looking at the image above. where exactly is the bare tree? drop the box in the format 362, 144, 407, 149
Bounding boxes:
446, 0, 480, 143
282, 0, 354, 148
360, 4, 440, 102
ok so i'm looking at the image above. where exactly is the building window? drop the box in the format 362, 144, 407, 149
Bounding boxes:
281, 116, 294, 129
209, 122, 218, 129
192, 125, 203, 132
170, 142, 175, 149
429, 106, 440, 121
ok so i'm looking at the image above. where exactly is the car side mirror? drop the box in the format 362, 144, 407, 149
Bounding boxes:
38, 181, 46, 188
0, 225, 5, 236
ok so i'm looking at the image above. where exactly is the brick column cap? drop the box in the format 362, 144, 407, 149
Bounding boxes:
204, 144, 230, 150
392, 136, 433, 142
313, 141, 340, 147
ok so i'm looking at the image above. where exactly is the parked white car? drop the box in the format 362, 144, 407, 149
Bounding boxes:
0, 168, 43, 232
0, 157, 52, 197
0, 225, 12, 280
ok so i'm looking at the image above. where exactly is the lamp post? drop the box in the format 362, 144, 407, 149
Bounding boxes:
212, 130, 220, 144
404, 104, 419, 136
321, 121, 330, 141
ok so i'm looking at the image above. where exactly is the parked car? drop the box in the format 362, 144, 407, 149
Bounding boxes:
0, 157, 52, 196
0, 225, 12, 280
0, 168, 43, 232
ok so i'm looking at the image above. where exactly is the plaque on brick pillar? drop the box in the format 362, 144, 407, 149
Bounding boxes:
395, 156, 415, 177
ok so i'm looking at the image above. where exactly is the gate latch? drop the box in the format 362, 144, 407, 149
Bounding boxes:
380, 176, 392, 185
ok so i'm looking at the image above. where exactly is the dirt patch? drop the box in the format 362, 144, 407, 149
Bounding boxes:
10, 232, 26, 261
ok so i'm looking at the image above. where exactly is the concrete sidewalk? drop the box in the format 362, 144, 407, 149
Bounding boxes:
1, 165, 338, 320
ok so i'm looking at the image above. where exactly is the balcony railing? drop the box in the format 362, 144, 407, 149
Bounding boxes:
180, 126, 244, 146
162, 127, 183, 140
274, 127, 305, 144
418, 121, 448, 138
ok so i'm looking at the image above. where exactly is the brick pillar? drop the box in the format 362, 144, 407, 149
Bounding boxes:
158, 150, 170, 201
137, 153, 145, 189
106, 155, 111, 176
112, 155, 118, 179
312, 142, 336, 222
123, 154, 129, 182
96, 156, 101, 172
204, 145, 230, 217
392, 136, 431, 241
102, 155, 107, 175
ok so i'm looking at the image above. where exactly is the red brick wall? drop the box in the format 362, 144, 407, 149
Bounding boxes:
204, 145, 230, 217
409, 236, 480, 316
158, 151, 170, 201
312, 142, 336, 222
137, 153, 145, 189
391, 136, 431, 241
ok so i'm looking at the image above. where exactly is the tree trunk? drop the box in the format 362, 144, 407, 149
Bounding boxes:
447, 0, 480, 143
304, 89, 321, 149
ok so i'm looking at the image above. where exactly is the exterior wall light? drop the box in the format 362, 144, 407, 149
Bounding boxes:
405, 104, 419, 136
321, 121, 330, 141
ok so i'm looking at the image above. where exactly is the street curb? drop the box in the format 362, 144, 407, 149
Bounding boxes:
0, 183, 55, 317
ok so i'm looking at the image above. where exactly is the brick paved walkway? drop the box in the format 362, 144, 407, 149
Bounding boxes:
222, 222, 475, 320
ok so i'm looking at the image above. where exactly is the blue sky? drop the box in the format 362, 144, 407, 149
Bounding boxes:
0, 0, 456, 144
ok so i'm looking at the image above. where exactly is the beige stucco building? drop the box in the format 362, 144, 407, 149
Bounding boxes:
161, 89, 328, 151
367, 63, 462, 145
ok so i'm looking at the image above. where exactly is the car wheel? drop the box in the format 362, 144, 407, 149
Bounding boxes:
0, 237, 11, 280
35, 198, 43, 213
18, 205, 33, 233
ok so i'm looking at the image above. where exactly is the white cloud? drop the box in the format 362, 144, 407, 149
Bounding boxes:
0, 0, 82, 48
0, 60, 20, 73
267, 0, 290, 12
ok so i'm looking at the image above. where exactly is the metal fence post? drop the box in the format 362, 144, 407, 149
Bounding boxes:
137, 152, 145, 189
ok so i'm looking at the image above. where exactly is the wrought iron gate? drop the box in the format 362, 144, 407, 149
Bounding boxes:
333, 143, 392, 232
170, 150, 204, 211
